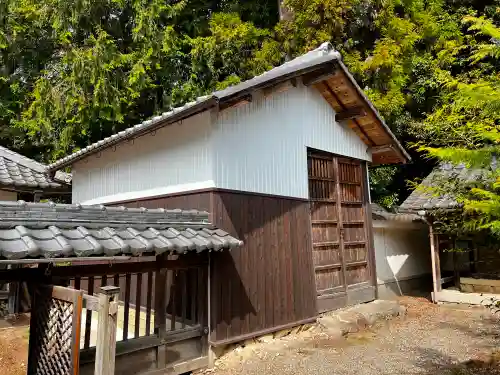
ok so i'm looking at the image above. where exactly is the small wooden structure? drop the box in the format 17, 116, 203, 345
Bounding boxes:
0, 201, 241, 374
45, 42, 411, 348
400, 163, 500, 305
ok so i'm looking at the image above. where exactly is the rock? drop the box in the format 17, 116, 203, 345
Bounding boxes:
210, 345, 229, 359
300, 323, 315, 332
317, 315, 345, 337
274, 328, 292, 339
256, 334, 274, 344
243, 338, 257, 348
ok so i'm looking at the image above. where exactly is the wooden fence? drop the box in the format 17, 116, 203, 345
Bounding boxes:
62, 254, 209, 375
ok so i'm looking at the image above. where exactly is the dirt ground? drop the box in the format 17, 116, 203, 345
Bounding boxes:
0, 315, 29, 375
2, 298, 500, 375
205, 297, 500, 375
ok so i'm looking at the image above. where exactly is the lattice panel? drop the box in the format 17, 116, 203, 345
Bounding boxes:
28, 287, 80, 375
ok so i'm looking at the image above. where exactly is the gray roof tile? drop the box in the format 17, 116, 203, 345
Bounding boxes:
400, 163, 489, 212
0, 146, 71, 191
0, 201, 242, 259
370, 203, 422, 222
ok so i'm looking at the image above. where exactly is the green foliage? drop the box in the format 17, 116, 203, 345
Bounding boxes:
3, 0, 500, 222
417, 13, 500, 237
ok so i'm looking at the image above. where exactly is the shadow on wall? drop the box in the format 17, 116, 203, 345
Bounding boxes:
375, 224, 432, 298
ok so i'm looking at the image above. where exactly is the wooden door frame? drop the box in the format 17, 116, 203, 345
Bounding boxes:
307, 148, 376, 311
361, 161, 378, 299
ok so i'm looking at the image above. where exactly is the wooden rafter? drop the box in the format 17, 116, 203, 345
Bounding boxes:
335, 106, 366, 122
322, 82, 375, 147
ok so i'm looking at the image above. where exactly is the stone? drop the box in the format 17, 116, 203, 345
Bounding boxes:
335, 311, 368, 333
256, 333, 275, 344
243, 338, 257, 348
300, 323, 315, 332
317, 315, 346, 337
210, 344, 229, 359
273, 328, 292, 339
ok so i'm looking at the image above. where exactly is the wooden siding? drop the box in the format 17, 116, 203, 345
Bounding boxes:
213, 84, 371, 200
117, 189, 318, 345
0, 189, 16, 201
117, 191, 212, 214
209, 190, 317, 343
72, 111, 214, 204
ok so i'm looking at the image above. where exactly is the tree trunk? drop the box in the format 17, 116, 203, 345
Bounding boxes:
278, 0, 293, 21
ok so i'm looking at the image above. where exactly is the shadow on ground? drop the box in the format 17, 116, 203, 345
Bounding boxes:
414, 346, 500, 375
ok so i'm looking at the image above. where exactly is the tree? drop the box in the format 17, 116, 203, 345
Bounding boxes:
3, 0, 500, 214
419, 15, 500, 236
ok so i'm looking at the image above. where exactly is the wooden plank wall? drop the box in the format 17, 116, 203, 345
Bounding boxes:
209, 190, 317, 344
115, 189, 317, 345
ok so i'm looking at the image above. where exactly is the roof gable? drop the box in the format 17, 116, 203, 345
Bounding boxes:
48, 42, 409, 172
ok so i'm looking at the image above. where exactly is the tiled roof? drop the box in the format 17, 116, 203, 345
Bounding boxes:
0, 146, 71, 191
400, 163, 488, 212
0, 201, 242, 260
371, 203, 421, 222
48, 42, 409, 171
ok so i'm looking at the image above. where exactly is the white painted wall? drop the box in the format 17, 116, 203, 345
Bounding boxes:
72, 112, 214, 204
373, 221, 431, 284
0, 189, 17, 201
213, 84, 370, 199
72, 84, 371, 204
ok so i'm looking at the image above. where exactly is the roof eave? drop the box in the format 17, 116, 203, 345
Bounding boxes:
47, 97, 219, 172
335, 60, 411, 164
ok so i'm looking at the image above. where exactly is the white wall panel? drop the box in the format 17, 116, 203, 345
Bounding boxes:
72, 84, 371, 203
72, 112, 214, 204
213, 84, 370, 199
374, 223, 431, 284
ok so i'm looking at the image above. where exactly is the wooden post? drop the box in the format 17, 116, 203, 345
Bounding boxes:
154, 254, 168, 368
94, 285, 120, 375
207, 254, 215, 368
429, 225, 441, 302
452, 237, 460, 290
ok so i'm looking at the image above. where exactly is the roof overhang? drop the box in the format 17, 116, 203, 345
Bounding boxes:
48, 43, 410, 172
0, 201, 243, 261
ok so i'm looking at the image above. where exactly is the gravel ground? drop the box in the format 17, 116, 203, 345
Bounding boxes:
205, 297, 500, 375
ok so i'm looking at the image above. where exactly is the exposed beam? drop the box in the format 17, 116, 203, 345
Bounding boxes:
301, 66, 337, 86
322, 82, 375, 146
370, 145, 394, 154
219, 93, 253, 111
263, 80, 295, 98
335, 106, 366, 122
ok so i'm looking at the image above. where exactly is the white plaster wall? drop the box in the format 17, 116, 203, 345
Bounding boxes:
374, 222, 431, 284
213, 84, 371, 199
72, 112, 214, 204
0, 189, 17, 201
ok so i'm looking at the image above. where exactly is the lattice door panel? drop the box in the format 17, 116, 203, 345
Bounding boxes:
28, 285, 83, 375
337, 158, 370, 288
308, 151, 374, 312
